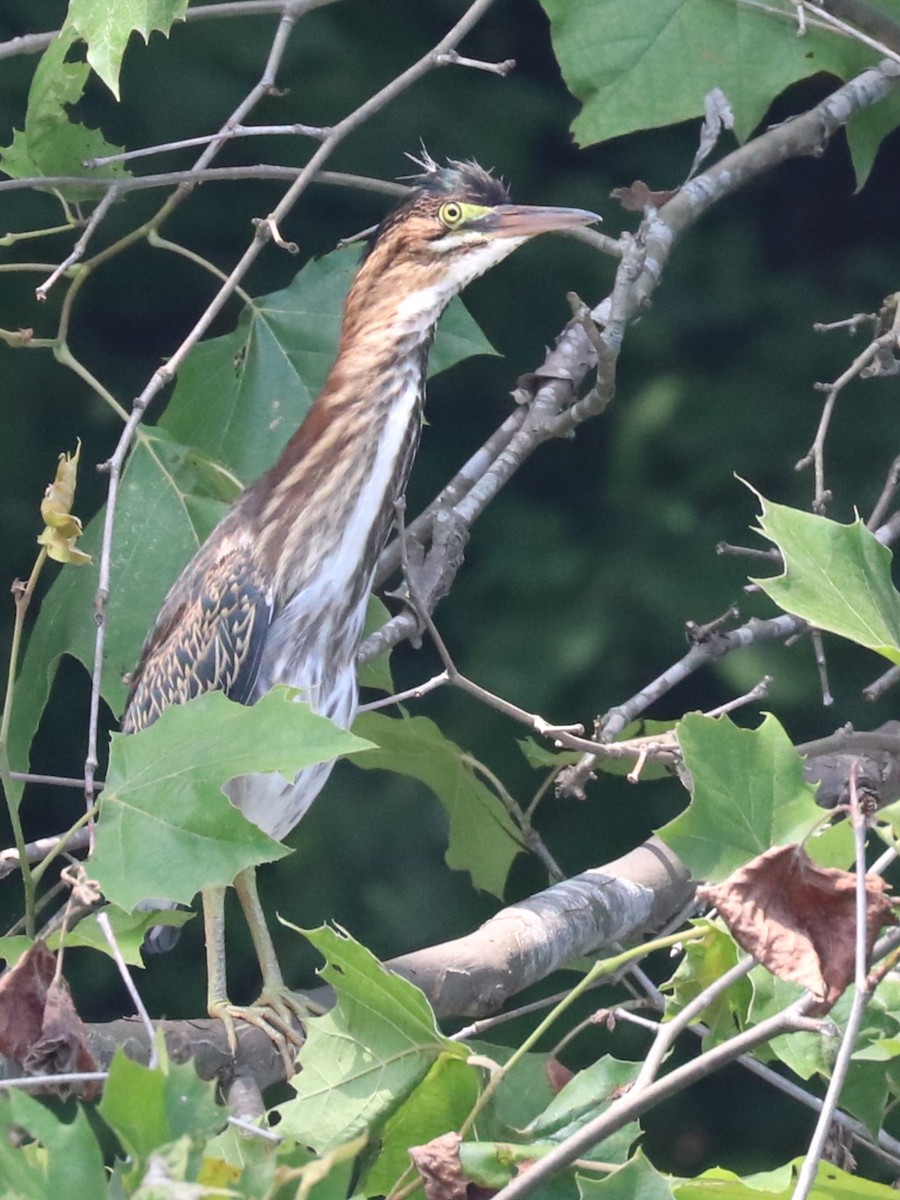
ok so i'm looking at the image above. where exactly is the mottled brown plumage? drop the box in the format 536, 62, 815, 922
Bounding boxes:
122, 156, 600, 1065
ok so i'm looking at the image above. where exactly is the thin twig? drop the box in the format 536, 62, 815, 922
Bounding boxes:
863, 664, 900, 702
810, 629, 833, 706
96, 911, 158, 1066
35, 186, 121, 300
791, 762, 872, 1200
491, 1000, 825, 1200
633, 954, 756, 1089
84, 122, 330, 168
0, 166, 408, 197
867, 452, 900, 529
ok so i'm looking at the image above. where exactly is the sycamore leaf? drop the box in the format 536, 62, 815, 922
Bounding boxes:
67, 0, 188, 99
358, 594, 395, 693
674, 1158, 900, 1200
523, 1056, 641, 1163
700, 845, 896, 1007
277, 925, 468, 1151
578, 1151, 675, 1200
661, 919, 753, 1046
542, 0, 888, 186
657, 712, 831, 882
0, 1090, 107, 1200
351, 712, 526, 897
363, 1056, 479, 1196
91, 689, 373, 911
0, 28, 127, 199
750, 488, 900, 665
99, 1045, 224, 1160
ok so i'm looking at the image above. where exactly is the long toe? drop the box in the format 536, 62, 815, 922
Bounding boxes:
210, 999, 304, 1077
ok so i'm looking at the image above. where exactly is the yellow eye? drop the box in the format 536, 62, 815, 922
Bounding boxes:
439, 201, 464, 229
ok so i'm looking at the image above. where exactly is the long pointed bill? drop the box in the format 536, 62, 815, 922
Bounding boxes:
486, 204, 602, 238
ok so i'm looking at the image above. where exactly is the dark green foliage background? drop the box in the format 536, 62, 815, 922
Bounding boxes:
1, 0, 898, 1174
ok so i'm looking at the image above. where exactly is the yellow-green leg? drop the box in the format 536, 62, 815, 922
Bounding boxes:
202, 871, 320, 1076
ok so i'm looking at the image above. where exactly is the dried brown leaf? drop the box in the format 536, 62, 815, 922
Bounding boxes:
610, 180, 678, 212
410, 1132, 469, 1200
24, 976, 99, 1098
700, 844, 897, 1008
0, 941, 55, 1063
545, 1055, 574, 1094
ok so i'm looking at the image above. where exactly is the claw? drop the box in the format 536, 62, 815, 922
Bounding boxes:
209, 989, 318, 1076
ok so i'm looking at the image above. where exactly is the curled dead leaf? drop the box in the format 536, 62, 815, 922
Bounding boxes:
37, 441, 92, 565
545, 1055, 574, 1094
24, 975, 100, 1098
410, 1132, 470, 1200
700, 844, 897, 1009
0, 941, 98, 1096
611, 180, 678, 212
0, 940, 55, 1063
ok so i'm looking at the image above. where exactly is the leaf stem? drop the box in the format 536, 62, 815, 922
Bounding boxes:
0, 546, 49, 936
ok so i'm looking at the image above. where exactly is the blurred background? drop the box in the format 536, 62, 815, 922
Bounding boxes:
1, 0, 899, 1174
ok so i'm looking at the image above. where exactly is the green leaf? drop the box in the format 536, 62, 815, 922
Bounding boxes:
839, 1060, 889, 1138
748, 969, 825, 1078
518, 737, 580, 770
525, 1056, 641, 1164
55, 904, 195, 964
362, 1054, 479, 1195
675, 1159, 900, 1200
662, 919, 753, 1045
657, 713, 822, 881
750, 490, 900, 665
578, 1150, 676, 1200
92, 688, 373, 910
67, 0, 188, 99
542, 0, 883, 178
9, 429, 236, 775
99, 1045, 225, 1161
0, 1090, 108, 1200
161, 247, 497, 483
460, 1140, 563, 1190
358, 594, 395, 693
277, 925, 468, 1151
351, 712, 526, 897
0, 28, 127, 199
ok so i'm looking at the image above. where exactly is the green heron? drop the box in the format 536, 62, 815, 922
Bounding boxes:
121, 155, 600, 1061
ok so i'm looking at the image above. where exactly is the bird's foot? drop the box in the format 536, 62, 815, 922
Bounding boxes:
210, 990, 323, 1077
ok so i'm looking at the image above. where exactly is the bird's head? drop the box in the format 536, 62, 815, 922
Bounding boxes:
347, 153, 601, 334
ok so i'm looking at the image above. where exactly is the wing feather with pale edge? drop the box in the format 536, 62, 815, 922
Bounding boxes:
122, 545, 273, 733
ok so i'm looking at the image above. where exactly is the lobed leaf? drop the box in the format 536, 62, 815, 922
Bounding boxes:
0, 28, 127, 199
351, 712, 526, 897
542, 0, 885, 184
0, 1090, 107, 1200
657, 712, 825, 882
92, 688, 372, 911
67, 0, 188, 99
277, 925, 468, 1151
675, 1158, 900, 1200
750, 489, 900, 665
578, 1150, 676, 1200
362, 1055, 479, 1195
99, 1044, 224, 1162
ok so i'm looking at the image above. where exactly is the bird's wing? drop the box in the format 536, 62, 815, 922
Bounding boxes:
122, 544, 273, 732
